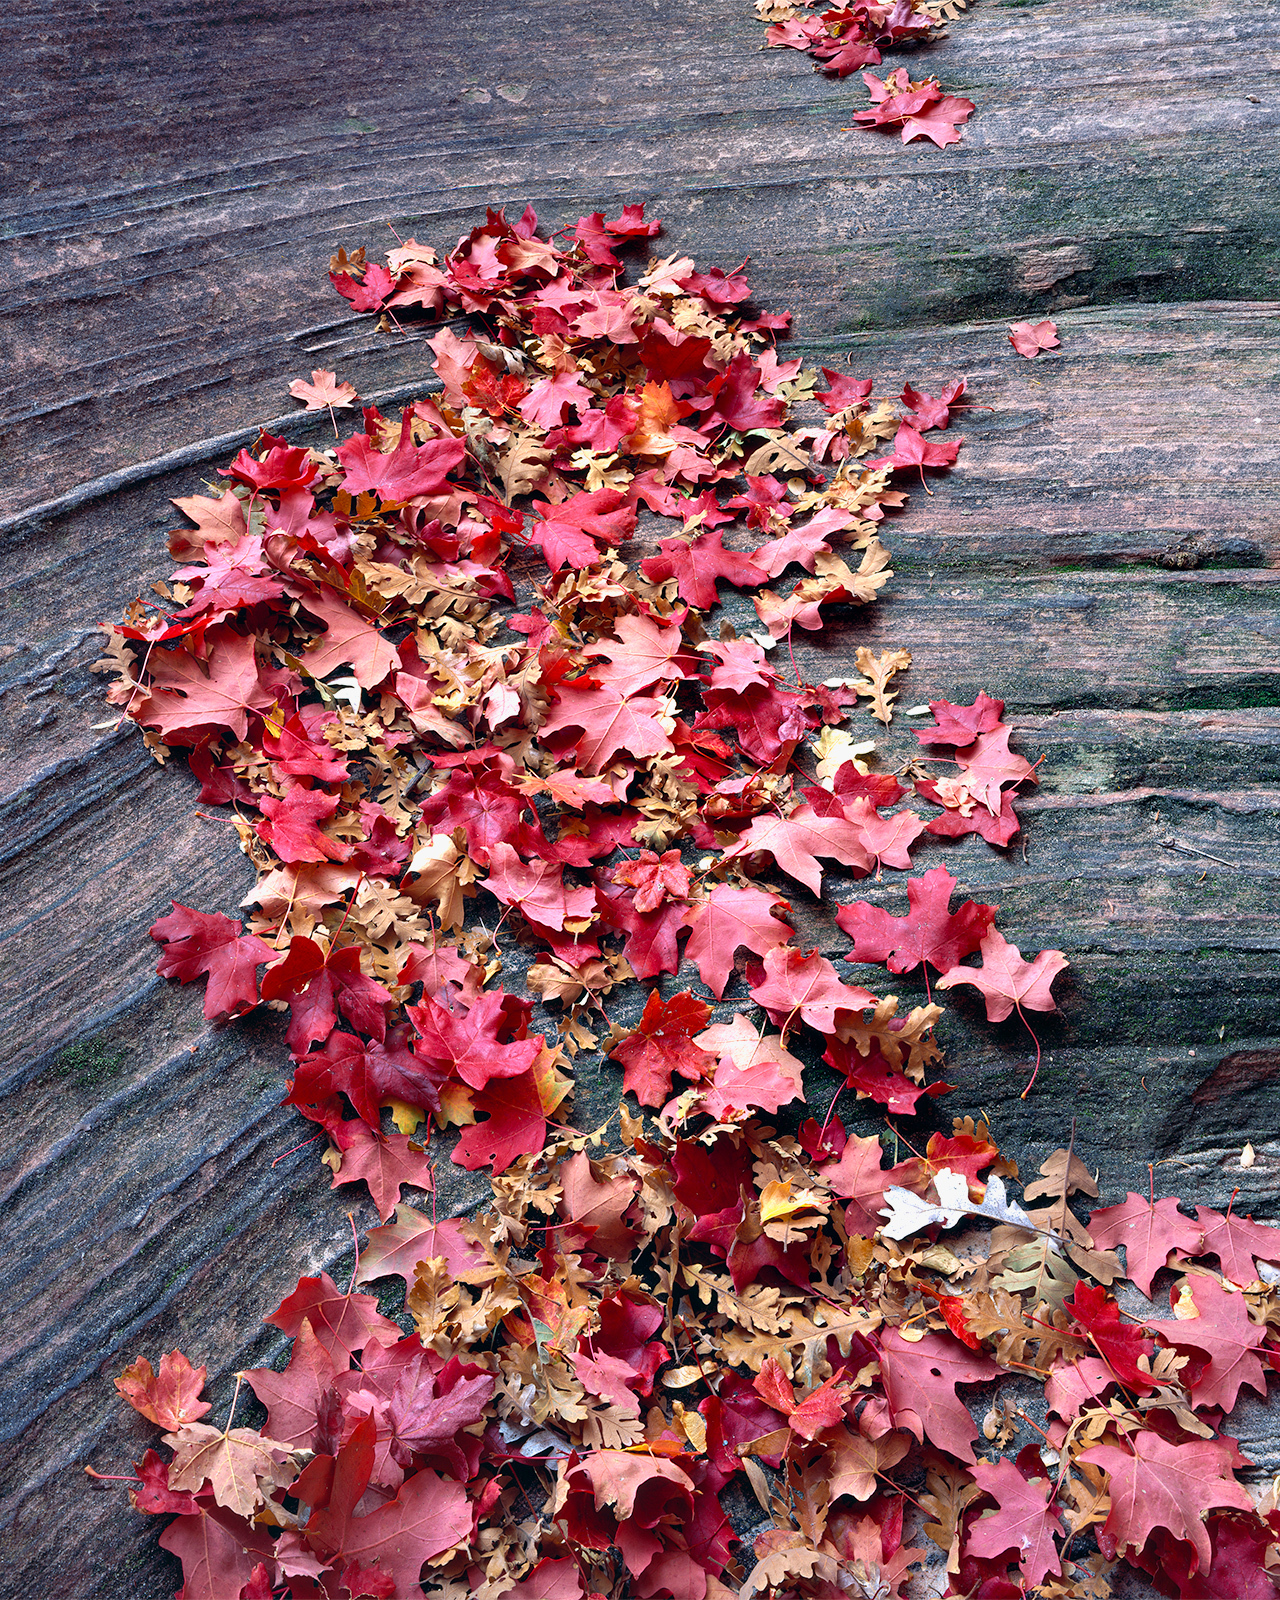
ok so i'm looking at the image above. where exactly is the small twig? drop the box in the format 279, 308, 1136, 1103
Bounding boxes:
1160, 833, 1239, 870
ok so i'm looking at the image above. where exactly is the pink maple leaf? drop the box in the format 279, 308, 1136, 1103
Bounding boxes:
1086, 1193, 1205, 1298
722, 804, 873, 895
327, 1125, 437, 1222
936, 928, 1068, 1024
519, 369, 595, 427
483, 842, 597, 931
965, 1457, 1064, 1586
749, 946, 878, 1034
1009, 319, 1061, 358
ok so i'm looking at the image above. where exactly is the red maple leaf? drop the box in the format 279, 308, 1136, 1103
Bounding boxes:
1147, 1274, 1269, 1412
831, 768, 908, 809
462, 357, 529, 419
900, 379, 966, 430
672, 1133, 753, 1233
680, 883, 795, 998
909, 1129, 1003, 1189
158, 1510, 272, 1600
289, 369, 359, 411
297, 586, 400, 690
129, 1450, 201, 1516
595, 880, 687, 980
837, 866, 996, 977
539, 682, 675, 773
380, 1355, 495, 1480
114, 1350, 211, 1430
915, 692, 1006, 746
1086, 1193, 1204, 1297
261, 710, 349, 783
822, 1034, 951, 1115
354, 1212, 487, 1287
1009, 319, 1060, 358
611, 849, 690, 913
520, 768, 619, 812
1179, 1516, 1280, 1600
853, 72, 940, 128
677, 264, 752, 307
558, 1150, 639, 1258
696, 679, 819, 764
1065, 1281, 1158, 1393
302, 1418, 471, 1585
519, 368, 595, 426
609, 990, 715, 1107
724, 472, 791, 528
752, 1358, 851, 1441
583, 612, 686, 695
700, 1373, 787, 1473
936, 929, 1068, 1024
220, 437, 319, 493
588, 1293, 668, 1398
263, 938, 394, 1054
266, 1272, 402, 1363
1189, 1204, 1280, 1286
500, 1559, 586, 1600
172, 535, 286, 621
917, 777, 1021, 846
901, 93, 975, 147
288, 1025, 445, 1127
331, 260, 394, 311
452, 1065, 555, 1173
965, 1457, 1065, 1586
255, 784, 354, 865
695, 1015, 805, 1118
753, 514, 845, 579
169, 487, 248, 552
876, 1328, 1000, 1464
151, 902, 276, 1021
408, 990, 543, 1091
242, 1317, 340, 1451
528, 487, 638, 571
701, 636, 775, 693
821, 1132, 898, 1235
336, 1562, 394, 1599
812, 35, 882, 75
546, 1356, 628, 1433
1043, 1356, 1116, 1424
705, 352, 787, 432
815, 369, 873, 414
335, 411, 466, 502
952, 726, 1039, 813
1080, 1430, 1252, 1575
870, 422, 963, 483
562, 1450, 696, 1563
418, 766, 532, 864
844, 797, 927, 870
640, 528, 767, 609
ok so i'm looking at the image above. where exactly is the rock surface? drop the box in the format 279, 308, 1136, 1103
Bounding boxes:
1, 0, 1277, 1593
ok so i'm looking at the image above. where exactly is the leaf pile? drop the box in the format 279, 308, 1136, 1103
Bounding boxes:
93, 205, 1280, 1598
113, 1120, 1280, 1598
755, 0, 976, 148
97, 200, 1031, 1199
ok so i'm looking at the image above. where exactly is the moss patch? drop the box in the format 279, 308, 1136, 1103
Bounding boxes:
56, 1037, 129, 1088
